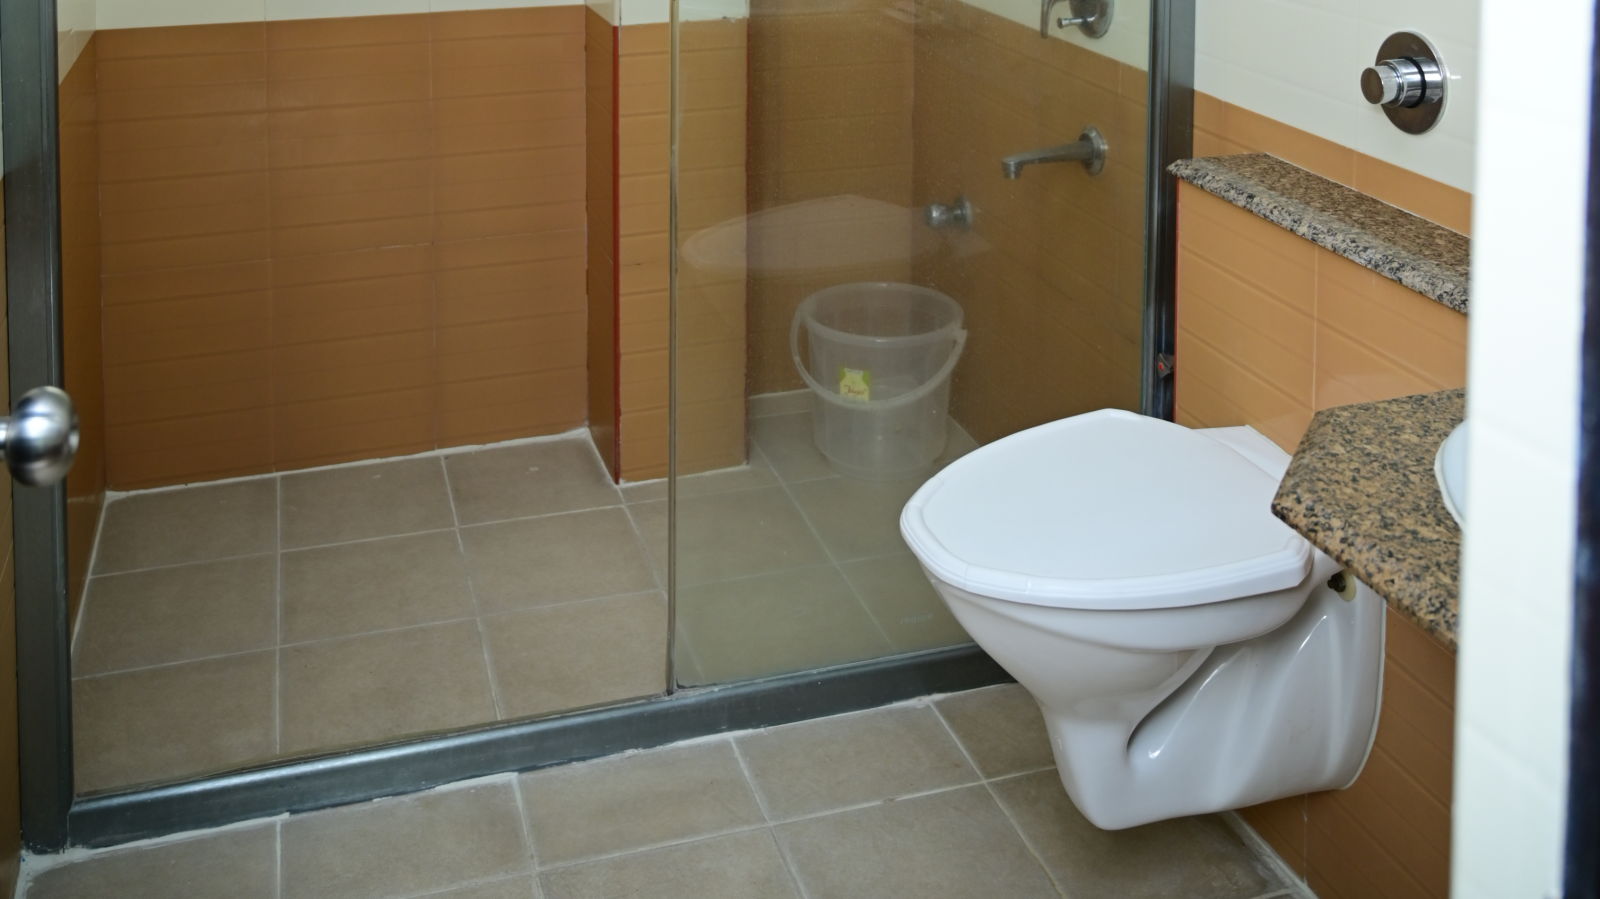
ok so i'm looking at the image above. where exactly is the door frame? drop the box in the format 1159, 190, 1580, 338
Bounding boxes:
2, 0, 77, 853
1142, 0, 1195, 421
1566, 1, 1600, 889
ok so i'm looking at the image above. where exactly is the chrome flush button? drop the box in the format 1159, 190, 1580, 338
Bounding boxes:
1360, 31, 1447, 134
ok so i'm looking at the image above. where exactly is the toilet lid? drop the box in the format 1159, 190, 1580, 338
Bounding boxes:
899, 409, 1312, 610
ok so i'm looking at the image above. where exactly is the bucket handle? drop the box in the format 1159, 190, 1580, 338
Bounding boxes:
790, 310, 968, 412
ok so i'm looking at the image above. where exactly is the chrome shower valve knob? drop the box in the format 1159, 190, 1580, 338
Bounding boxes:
1361, 57, 1440, 108
1361, 31, 1447, 134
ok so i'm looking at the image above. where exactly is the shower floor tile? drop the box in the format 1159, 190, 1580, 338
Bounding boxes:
72, 432, 666, 794
24, 692, 1307, 899
656, 391, 980, 686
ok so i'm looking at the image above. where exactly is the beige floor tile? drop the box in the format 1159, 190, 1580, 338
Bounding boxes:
428, 876, 541, 898
750, 413, 834, 483
281, 531, 475, 643
485, 592, 667, 720
935, 684, 1055, 778
839, 554, 969, 652
775, 785, 1059, 898
461, 509, 657, 614
619, 449, 776, 504
281, 782, 530, 899
754, 410, 976, 485
990, 770, 1285, 898
445, 438, 621, 525
748, 390, 810, 418
74, 652, 277, 792
541, 830, 799, 899
94, 480, 277, 574
75, 555, 277, 675
736, 705, 977, 820
940, 418, 981, 466
786, 476, 921, 562
279, 621, 497, 755
677, 566, 890, 685
280, 458, 454, 549
27, 824, 277, 899
519, 740, 764, 866
636, 487, 827, 585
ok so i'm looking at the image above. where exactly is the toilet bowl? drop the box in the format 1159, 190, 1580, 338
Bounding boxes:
900, 409, 1385, 830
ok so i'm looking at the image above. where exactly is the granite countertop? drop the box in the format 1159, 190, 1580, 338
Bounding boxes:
1271, 389, 1464, 648
1169, 154, 1471, 313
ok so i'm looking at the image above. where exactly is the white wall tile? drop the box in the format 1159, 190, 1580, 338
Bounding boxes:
957, 0, 1149, 70
98, 0, 590, 28
1197, 0, 1480, 190
266, 0, 426, 18
98, 0, 264, 29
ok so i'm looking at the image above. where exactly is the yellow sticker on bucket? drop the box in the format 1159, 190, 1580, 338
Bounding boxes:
838, 367, 871, 402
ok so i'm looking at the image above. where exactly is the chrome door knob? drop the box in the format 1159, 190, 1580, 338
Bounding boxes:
0, 386, 79, 487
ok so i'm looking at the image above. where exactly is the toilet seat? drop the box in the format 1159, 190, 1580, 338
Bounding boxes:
900, 409, 1312, 611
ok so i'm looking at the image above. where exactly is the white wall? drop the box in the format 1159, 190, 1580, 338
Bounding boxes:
96, 0, 576, 30
956, 0, 1149, 70
1452, 0, 1584, 893
58, 0, 94, 78
1197, 0, 1479, 191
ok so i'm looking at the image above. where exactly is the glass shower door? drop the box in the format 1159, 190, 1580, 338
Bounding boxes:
670, 0, 1155, 686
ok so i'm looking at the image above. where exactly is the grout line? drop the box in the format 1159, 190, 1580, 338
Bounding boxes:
760, 430, 898, 651
273, 820, 283, 899
727, 738, 775, 823
71, 492, 112, 656
1220, 809, 1315, 898
929, 704, 1069, 898
533, 818, 775, 875
730, 739, 814, 899
508, 774, 540, 874
93, 485, 638, 585
273, 476, 284, 757
74, 584, 678, 683
395, 873, 538, 899
440, 456, 506, 722
101, 428, 598, 501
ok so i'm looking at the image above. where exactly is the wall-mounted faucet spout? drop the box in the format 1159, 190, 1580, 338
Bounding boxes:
1001, 125, 1108, 179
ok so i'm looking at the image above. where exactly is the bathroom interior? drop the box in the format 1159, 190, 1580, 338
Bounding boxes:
0, 0, 1585, 894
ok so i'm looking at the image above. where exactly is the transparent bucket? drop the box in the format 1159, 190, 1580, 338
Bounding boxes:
789, 282, 966, 480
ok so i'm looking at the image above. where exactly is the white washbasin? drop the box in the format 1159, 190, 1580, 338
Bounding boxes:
1434, 421, 1468, 528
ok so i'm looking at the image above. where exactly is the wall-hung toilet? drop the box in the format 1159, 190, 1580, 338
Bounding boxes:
901, 409, 1385, 830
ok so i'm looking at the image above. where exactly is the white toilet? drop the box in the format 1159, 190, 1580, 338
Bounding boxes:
901, 409, 1385, 830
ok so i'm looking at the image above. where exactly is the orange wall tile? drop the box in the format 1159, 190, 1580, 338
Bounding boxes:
1176, 182, 1466, 897
617, 19, 747, 481
586, 8, 619, 477
60, 39, 106, 625
744, 0, 914, 396
96, 8, 588, 489
911, 0, 1146, 443
1175, 184, 1469, 452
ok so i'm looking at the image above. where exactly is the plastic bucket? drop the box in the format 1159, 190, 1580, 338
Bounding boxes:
790, 282, 966, 480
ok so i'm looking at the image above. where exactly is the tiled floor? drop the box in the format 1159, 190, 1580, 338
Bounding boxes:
73, 434, 667, 793
72, 393, 978, 793
21, 686, 1307, 899
653, 391, 979, 685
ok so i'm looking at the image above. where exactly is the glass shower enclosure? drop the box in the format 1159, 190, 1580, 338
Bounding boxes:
670, 0, 1181, 685
0, 0, 1188, 851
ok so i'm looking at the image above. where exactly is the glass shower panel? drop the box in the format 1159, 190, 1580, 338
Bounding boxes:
671, 0, 1153, 685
